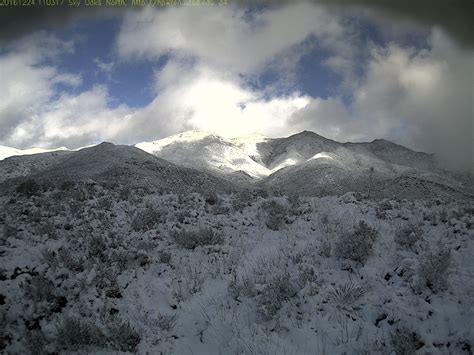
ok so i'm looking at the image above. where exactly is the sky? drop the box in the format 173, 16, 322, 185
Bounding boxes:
0, 0, 472, 171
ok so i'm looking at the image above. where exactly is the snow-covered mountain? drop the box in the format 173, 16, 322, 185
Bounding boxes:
0, 130, 471, 199
136, 130, 471, 199
0, 145, 69, 161
0, 142, 242, 196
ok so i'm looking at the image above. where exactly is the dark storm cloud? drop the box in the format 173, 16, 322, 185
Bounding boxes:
319, 0, 474, 48
1, 1, 472, 47
0, 6, 122, 44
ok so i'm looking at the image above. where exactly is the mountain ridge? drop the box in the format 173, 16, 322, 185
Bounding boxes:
0, 130, 472, 200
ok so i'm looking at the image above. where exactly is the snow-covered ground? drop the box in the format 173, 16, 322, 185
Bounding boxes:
1, 182, 472, 354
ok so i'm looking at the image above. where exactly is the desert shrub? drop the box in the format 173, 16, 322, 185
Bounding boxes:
2, 224, 17, 244
395, 223, 423, 250
24, 329, 47, 355
334, 221, 378, 263
56, 317, 105, 351
131, 205, 163, 231
390, 327, 424, 355
87, 234, 108, 260
107, 321, 141, 352
261, 200, 288, 231
23, 275, 57, 304
211, 198, 230, 215
39, 248, 59, 269
58, 248, 83, 272
59, 180, 76, 191
378, 199, 393, 210
158, 251, 172, 264
417, 249, 451, 293
231, 191, 252, 212
257, 272, 297, 320
171, 227, 224, 249
16, 179, 41, 197
319, 239, 332, 258
328, 282, 366, 316
205, 191, 219, 205
95, 267, 122, 298
96, 196, 113, 210
228, 275, 257, 300
156, 313, 177, 332
35, 220, 58, 240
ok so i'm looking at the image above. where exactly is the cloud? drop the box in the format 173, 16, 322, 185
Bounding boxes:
290, 29, 473, 171
117, 60, 311, 143
94, 58, 115, 76
117, 3, 344, 74
0, 33, 76, 145
313, 0, 474, 49
0, 33, 130, 149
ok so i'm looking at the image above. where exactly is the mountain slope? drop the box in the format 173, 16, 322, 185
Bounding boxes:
136, 131, 271, 178
0, 142, 243, 196
137, 130, 472, 199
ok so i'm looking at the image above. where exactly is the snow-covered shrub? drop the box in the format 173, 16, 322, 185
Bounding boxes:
158, 250, 172, 264
257, 272, 297, 320
86, 234, 108, 260
131, 204, 163, 231
261, 200, 288, 231
379, 199, 393, 210
57, 248, 83, 272
96, 196, 113, 210
205, 191, 219, 205
171, 227, 224, 249
107, 320, 141, 352
319, 239, 332, 258
24, 329, 47, 355
16, 179, 41, 198
23, 275, 57, 304
287, 193, 301, 216
334, 221, 378, 263
56, 316, 105, 351
0, 309, 10, 351
39, 248, 59, 269
231, 191, 252, 212
94, 267, 122, 299
327, 282, 366, 316
211, 197, 230, 215
35, 220, 58, 240
228, 275, 257, 300
156, 313, 177, 332
395, 223, 423, 250
417, 249, 451, 293
390, 326, 424, 355
2, 223, 17, 244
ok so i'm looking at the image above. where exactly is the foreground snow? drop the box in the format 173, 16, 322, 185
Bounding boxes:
0, 183, 473, 354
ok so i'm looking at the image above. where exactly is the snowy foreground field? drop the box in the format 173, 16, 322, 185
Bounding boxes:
1, 182, 473, 354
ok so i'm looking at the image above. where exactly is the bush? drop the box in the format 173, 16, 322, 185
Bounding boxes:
257, 273, 297, 320
171, 227, 224, 249
205, 191, 219, 205
16, 179, 41, 198
395, 223, 423, 250
261, 200, 287, 231
390, 327, 424, 355
130, 205, 163, 232
23, 275, 57, 304
158, 251, 172, 264
156, 313, 177, 332
56, 317, 105, 351
334, 221, 378, 263
107, 321, 141, 352
328, 282, 366, 316
417, 249, 451, 293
